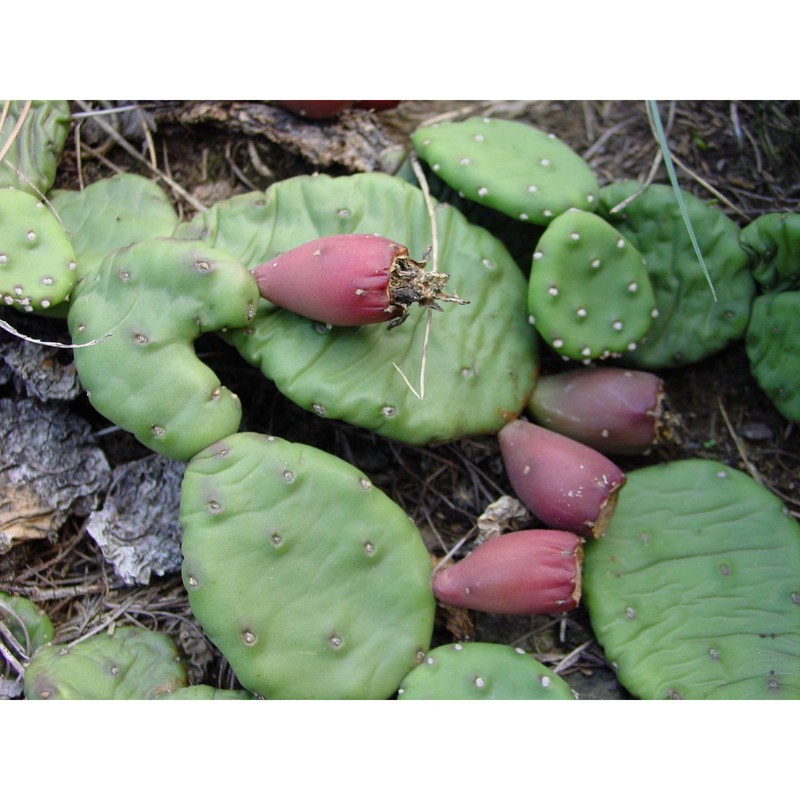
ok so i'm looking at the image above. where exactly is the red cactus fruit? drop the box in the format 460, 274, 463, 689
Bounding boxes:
252, 233, 467, 329
433, 529, 582, 615
353, 100, 401, 112
275, 101, 355, 119
528, 366, 666, 455
498, 419, 625, 538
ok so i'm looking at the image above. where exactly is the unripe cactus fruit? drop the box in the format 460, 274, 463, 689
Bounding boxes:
251, 233, 466, 329
498, 419, 625, 538
433, 529, 582, 615
397, 642, 578, 700
527, 366, 665, 455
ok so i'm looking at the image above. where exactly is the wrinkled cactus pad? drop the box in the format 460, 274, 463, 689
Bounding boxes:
175, 172, 538, 445
745, 290, 800, 423
68, 238, 258, 461
411, 116, 599, 225
0, 590, 55, 655
0, 187, 77, 311
397, 642, 577, 699
158, 685, 255, 700
180, 432, 436, 699
24, 626, 188, 699
528, 209, 657, 361
50, 172, 179, 282
740, 211, 800, 292
0, 100, 71, 195
598, 182, 755, 368
583, 459, 800, 699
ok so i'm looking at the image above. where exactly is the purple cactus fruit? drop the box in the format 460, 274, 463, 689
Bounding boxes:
498, 419, 625, 538
433, 529, 582, 615
528, 366, 665, 455
251, 233, 466, 329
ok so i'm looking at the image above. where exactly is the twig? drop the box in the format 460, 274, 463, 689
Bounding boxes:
71, 100, 207, 213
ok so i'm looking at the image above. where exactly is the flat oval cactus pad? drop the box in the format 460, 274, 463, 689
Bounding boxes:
175, 172, 538, 445
24, 626, 187, 699
411, 116, 599, 225
180, 432, 436, 699
583, 459, 800, 699
397, 642, 577, 699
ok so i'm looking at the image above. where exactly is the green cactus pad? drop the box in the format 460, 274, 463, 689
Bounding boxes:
740, 211, 800, 292
50, 173, 179, 282
24, 626, 188, 699
598, 181, 755, 368
0, 590, 55, 655
158, 685, 256, 700
745, 290, 800, 423
397, 642, 577, 699
68, 238, 258, 461
0, 187, 77, 311
180, 432, 435, 699
528, 209, 657, 361
0, 100, 70, 195
583, 459, 800, 699
411, 116, 599, 225
175, 172, 538, 445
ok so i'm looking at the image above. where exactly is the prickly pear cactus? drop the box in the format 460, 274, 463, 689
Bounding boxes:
0, 100, 71, 195
397, 642, 577, 700
0, 590, 55, 655
598, 181, 755, 368
0, 187, 77, 312
528, 209, 657, 361
740, 211, 800, 292
24, 626, 188, 699
180, 432, 436, 700
745, 290, 800, 423
50, 173, 179, 282
583, 459, 800, 699
175, 172, 538, 445
158, 685, 255, 700
67, 238, 259, 461
411, 116, 599, 225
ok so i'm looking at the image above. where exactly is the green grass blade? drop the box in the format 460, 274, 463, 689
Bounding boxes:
648, 100, 717, 301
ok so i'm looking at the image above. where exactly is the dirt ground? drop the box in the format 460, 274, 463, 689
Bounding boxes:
1, 100, 798, 699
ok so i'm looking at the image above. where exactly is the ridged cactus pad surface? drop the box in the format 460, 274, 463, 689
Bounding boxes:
598, 182, 754, 368
24, 626, 187, 699
175, 172, 538, 445
67, 238, 258, 461
411, 116, 599, 225
583, 459, 800, 699
528, 209, 657, 361
740, 211, 800, 292
397, 642, 577, 699
179, 432, 436, 699
745, 290, 800, 423
0, 187, 77, 311
0, 100, 71, 195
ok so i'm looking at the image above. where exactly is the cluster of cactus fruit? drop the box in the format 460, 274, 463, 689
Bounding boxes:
2, 100, 799, 700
